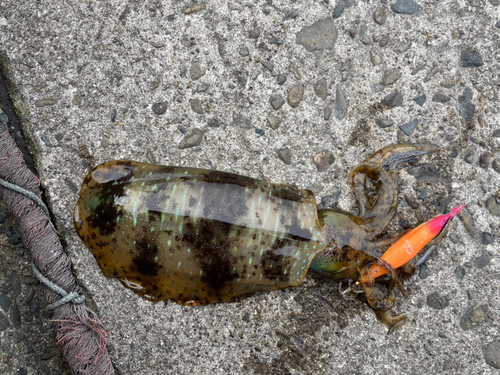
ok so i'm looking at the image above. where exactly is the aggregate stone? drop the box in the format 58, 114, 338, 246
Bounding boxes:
261, 61, 274, 72
485, 196, 499, 216
489, 0, 500, 5
190, 63, 205, 80
189, 99, 203, 114
419, 264, 430, 279
370, 49, 382, 66
382, 68, 401, 85
10, 273, 21, 297
479, 152, 492, 168
289, 65, 302, 80
196, 83, 209, 92
0, 294, 11, 313
484, 340, 500, 369
413, 94, 426, 106
248, 27, 261, 39
282, 10, 299, 22
423, 66, 439, 82
411, 65, 425, 75
34, 99, 57, 107
379, 36, 389, 47
288, 86, 304, 108
359, 24, 371, 45
467, 290, 474, 300
255, 129, 265, 136
296, 18, 338, 52
0, 109, 8, 125
267, 116, 282, 130
313, 151, 335, 172
426, 292, 450, 309
381, 91, 403, 107
493, 159, 500, 173
375, 118, 394, 128
8, 233, 22, 245
152, 102, 167, 115
457, 88, 475, 121
332, 0, 345, 19
493, 129, 500, 137
393, 41, 411, 53
0, 310, 11, 330
335, 86, 348, 120
454, 266, 466, 279
373, 8, 387, 25
239, 47, 249, 57
496, 20, 500, 28
27, 298, 41, 319
399, 118, 419, 136
407, 163, 437, 178
178, 129, 205, 149
462, 148, 477, 164
391, 0, 422, 14
432, 92, 450, 103
440, 77, 459, 88
459, 50, 484, 68
277, 74, 286, 85
277, 148, 292, 165
324, 106, 332, 120
404, 193, 419, 209
10, 305, 21, 328
313, 78, 328, 100
270, 94, 285, 110
232, 114, 252, 129
480, 233, 494, 246
460, 305, 487, 330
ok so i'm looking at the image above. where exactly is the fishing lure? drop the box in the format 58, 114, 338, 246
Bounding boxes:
73, 143, 462, 332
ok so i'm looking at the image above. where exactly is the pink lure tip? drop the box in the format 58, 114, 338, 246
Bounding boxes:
449, 204, 465, 217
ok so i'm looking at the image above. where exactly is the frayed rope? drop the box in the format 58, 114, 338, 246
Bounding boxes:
0, 128, 114, 375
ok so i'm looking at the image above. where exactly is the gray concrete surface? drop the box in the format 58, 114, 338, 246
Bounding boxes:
1, 0, 500, 374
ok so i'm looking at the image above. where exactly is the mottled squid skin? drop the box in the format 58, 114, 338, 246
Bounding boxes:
74, 143, 441, 331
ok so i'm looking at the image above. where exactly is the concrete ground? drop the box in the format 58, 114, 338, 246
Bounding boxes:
0, 0, 499, 374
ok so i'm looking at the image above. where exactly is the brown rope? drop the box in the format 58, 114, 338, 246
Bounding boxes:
0, 127, 114, 375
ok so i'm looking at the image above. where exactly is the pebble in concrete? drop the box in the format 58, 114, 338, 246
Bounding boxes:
270, 94, 285, 110
288, 86, 304, 107
190, 64, 205, 80
382, 92, 403, 107
335, 86, 348, 120
413, 94, 426, 106
382, 68, 401, 85
373, 8, 387, 25
399, 119, 419, 136
391, 0, 423, 14
277, 148, 292, 165
459, 50, 484, 68
178, 129, 205, 149
314, 78, 327, 100
296, 18, 338, 52
152, 102, 168, 115
267, 116, 282, 130
313, 151, 335, 172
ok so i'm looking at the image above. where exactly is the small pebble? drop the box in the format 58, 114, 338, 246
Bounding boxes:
255, 129, 265, 136
432, 92, 450, 103
277, 148, 292, 165
419, 264, 430, 279
313, 151, 335, 172
381, 92, 403, 107
288, 86, 304, 108
454, 266, 465, 279
391, 0, 423, 14
379, 36, 389, 47
413, 94, 426, 106
270, 95, 285, 110
267, 116, 282, 130
426, 292, 449, 310
152, 102, 168, 115
375, 118, 394, 128
277, 74, 286, 85
459, 50, 484, 68
399, 118, 419, 136
373, 8, 387, 25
